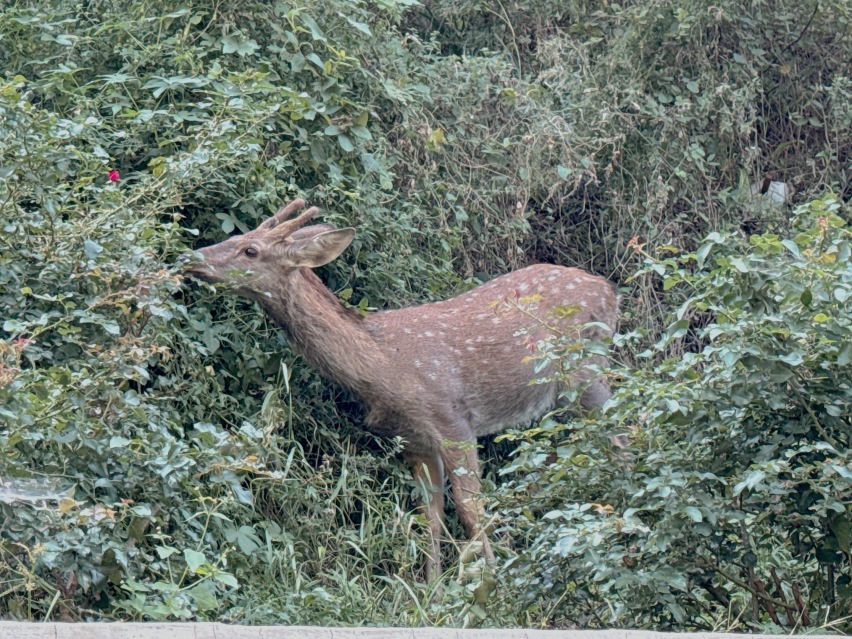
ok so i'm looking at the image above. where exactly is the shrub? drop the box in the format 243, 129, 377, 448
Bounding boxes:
496, 195, 852, 632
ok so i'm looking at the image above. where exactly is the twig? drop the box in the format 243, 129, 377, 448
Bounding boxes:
754, 577, 782, 626
704, 563, 799, 613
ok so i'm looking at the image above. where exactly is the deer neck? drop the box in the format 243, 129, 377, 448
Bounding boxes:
256, 268, 381, 394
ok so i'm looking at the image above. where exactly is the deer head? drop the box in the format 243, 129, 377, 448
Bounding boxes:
187, 198, 355, 298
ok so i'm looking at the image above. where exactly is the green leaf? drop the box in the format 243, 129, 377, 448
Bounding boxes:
777, 351, 803, 366
214, 572, 239, 588
3, 319, 27, 333
188, 583, 218, 611
781, 239, 800, 256
156, 546, 179, 559
733, 470, 765, 496
306, 53, 324, 69
831, 517, 851, 553
730, 257, 749, 273
695, 242, 713, 268
222, 35, 259, 57
300, 14, 326, 42
290, 53, 306, 73
343, 15, 371, 35
350, 125, 372, 140
235, 525, 262, 555
683, 506, 703, 522
183, 549, 207, 573
84, 239, 104, 259
109, 436, 131, 448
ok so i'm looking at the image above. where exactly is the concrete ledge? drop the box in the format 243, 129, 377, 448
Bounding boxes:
0, 625, 839, 639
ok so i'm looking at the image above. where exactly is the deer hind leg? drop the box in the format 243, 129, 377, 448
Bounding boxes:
441, 443, 495, 564
407, 452, 445, 582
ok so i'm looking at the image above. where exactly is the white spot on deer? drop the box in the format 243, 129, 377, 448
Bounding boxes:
424, 331, 434, 337
428, 373, 438, 380
403, 328, 412, 334
547, 275, 557, 282
518, 282, 529, 292
476, 336, 484, 342
465, 338, 474, 345
466, 346, 476, 352
414, 360, 423, 368
477, 314, 488, 320
491, 317, 501, 324
565, 284, 576, 291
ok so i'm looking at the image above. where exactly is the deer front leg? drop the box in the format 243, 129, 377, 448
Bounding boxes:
441, 443, 495, 564
407, 452, 445, 582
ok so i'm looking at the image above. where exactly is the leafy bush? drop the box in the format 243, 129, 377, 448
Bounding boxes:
496, 195, 852, 632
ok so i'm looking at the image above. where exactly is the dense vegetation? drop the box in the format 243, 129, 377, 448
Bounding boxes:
1, 0, 850, 630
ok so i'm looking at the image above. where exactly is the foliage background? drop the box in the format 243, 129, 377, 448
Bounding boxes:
0, 0, 850, 630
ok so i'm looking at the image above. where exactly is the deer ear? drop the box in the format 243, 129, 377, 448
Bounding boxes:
284, 228, 355, 268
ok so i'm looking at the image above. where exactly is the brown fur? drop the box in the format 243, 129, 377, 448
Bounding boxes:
186, 199, 618, 580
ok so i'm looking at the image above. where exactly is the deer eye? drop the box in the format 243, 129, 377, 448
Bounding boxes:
244, 247, 258, 258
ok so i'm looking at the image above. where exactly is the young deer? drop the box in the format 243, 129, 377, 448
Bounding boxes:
186, 198, 618, 580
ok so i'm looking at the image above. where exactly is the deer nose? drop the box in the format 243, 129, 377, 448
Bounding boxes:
178, 252, 213, 278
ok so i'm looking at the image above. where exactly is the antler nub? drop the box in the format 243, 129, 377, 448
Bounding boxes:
270, 206, 319, 238
258, 198, 307, 231
256, 198, 321, 238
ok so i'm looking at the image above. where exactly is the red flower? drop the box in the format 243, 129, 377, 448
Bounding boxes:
108, 169, 120, 182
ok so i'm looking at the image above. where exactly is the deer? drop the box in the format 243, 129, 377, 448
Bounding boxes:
185, 198, 618, 581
